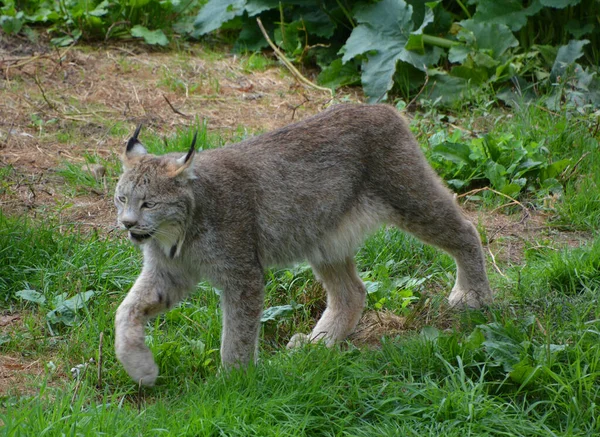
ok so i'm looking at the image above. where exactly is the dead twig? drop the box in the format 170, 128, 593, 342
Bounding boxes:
406, 72, 429, 109
290, 94, 310, 120
458, 187, 529, 217
560, 151, 590, 182
487, 246, 507, 278
163, 94, 191, 119
31, 73, 56, 110
256, 18, 332, 97
105, 20, 130, 42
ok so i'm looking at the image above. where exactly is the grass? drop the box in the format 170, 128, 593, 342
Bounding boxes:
1, 91, 599, 435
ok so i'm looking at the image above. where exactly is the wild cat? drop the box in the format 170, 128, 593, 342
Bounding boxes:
114, 104, 492, 386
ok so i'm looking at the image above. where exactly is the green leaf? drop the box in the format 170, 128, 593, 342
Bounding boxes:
432, 142, 474, 165
541, 159, 571, 180
550, 39, 589, 81
317, 58, 360, 90
193, 0, 246, 36
0, 13, 23, 34
261, 304, 300, 323
501, 183, 522, 197
16, 289, 46, 305
341, 0, 442, 102
89, 0, 110, 17
46, 291, 96, 326
509, 359, 540, 385
473, 0, 543, 32
485, 161, 508, 190
456, 20, 519, 60
420, 326, 440, 341
423, 70, 474, 105
131, 25, 169, 46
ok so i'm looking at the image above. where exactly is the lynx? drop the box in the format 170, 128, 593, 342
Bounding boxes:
114, 104, 492, 386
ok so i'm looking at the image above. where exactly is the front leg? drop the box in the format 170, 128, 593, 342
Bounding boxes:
115, 270, 181, 386
219, 272, 265, 368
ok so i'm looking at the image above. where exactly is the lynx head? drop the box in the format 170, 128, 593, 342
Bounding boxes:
114, 125, 197, 258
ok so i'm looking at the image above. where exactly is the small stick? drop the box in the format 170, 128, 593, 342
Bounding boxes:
457, 187, 528, 215
560, 151, 590, 182
256, 18, 332, 97
31, 73, 56, 110
105, 21, 130, 42
163, 94, 191, 118
487, 246, 506, 278
406, 72, 429, 108
97, 332, 104, 388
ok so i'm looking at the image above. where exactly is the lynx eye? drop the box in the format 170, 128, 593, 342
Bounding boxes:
117, 195, 126, 203
142, 201, 157, 209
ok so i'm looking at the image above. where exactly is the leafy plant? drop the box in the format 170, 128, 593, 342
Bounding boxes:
2, 0, 202, 46
192, 0, 600, 107
16, 289, 96, 326
429, 129, 570, 197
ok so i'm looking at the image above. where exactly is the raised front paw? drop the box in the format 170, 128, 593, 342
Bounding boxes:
115, 341, 159, 386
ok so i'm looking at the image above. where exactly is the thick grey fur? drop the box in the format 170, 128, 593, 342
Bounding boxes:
114, 104, 492, 386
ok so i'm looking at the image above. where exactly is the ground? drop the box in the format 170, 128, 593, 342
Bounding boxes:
0, 36, 591, 398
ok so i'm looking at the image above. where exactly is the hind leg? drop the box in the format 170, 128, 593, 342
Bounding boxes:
394, 199, 492, 308
287, 257, 366, 348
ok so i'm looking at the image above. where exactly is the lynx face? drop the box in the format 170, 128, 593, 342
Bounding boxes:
114, 127, 197, 256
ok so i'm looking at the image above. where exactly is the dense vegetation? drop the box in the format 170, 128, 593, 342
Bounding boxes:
2, 96, 600, 434
3, 0, 600, 105
1, 1, 599, 435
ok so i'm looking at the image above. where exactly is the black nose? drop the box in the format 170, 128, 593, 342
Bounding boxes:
121, 220, 137, 229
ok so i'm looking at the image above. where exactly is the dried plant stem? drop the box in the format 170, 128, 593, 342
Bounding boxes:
458, 187, 528, 215
97, 332, 104, 388
163, 94, 191, 118
256, 18, 332, 97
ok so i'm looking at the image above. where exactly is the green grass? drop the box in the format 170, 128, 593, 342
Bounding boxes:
2, 96, 600, 435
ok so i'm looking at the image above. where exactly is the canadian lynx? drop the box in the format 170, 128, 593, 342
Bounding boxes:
114, 104, 492, 386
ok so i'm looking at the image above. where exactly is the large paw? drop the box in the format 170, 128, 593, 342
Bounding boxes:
448, 286, 493, 309
116, 344, 159, 386
286, 333, 310, 349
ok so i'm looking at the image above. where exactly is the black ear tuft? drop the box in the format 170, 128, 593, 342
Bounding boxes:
126, 124, 143, 153
184, 131, 198, 164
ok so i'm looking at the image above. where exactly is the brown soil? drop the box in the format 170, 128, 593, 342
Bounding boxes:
1, 36, 359, 230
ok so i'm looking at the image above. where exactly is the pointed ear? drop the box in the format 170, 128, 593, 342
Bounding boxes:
169, 131, 197, 179
122, 124, 147, 168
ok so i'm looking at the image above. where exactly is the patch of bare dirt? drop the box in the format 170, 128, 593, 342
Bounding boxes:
1, 37, 361, 230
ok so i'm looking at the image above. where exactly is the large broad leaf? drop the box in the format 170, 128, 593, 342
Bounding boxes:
341, 0, 442, 102
317, 58, 360, 90
46, 291, 96, 326
473, 0, 543, 32
550, 39, 589, 81
130, 26, 169, 46
193, 0, 246, 36
261, 304, 301, 323
453, 20, 519, 61
16, 289, 46, 305
432, 142, 474, 166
